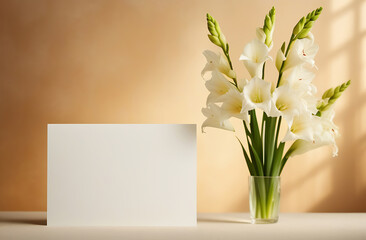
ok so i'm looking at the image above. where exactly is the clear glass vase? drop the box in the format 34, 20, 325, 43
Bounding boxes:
249, 176, 281, 224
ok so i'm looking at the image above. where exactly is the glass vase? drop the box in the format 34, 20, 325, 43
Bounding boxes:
249, 176, 281, 224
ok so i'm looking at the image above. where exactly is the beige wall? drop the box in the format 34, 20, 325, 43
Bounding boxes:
0, 0, 365, 212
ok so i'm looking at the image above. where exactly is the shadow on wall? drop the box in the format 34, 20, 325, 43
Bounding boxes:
282, 0, 366, 212
308, 0, 366, 212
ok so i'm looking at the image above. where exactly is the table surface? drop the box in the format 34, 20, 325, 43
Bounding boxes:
1, 212, 366, 240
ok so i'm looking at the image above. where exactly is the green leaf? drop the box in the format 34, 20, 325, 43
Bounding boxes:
274, 116, 282, 151
260, 112, 267, 142
236, 137, 257, 176
249, 141, 264, 176
279, 149, 293, 175
243, 121, 263, 176
249, 110, 263, 163
270, 142, 285, 176
280, 41, 286, 53
264, 116, 277, 176
243, 121, 258, 172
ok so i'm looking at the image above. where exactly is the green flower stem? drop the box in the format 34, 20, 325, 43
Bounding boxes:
271, 8, 323, 176
271, 142, 285, 176
247, 6, 276, 178
276, 35, 295, 87
250, 110, 263, 164
263, 7, 276, 48
269, 116, 282, 176
266, 180, 275, 218
274, 116, 282, 149
276, 7, 322, 87
255, 178, 268, 218
316, 80, 351, 116
279, 150, 292, 175
206, 13, 256, 176
294, 7, 323, 39
206, 13, 238, 87
260, 7, 274, 170
243, 121, 261, 176
255, 198, 261, 218
237, 137, 257, 176
223, 50, 238, 87
264, 116, 277, 176
260, 62, 267, 156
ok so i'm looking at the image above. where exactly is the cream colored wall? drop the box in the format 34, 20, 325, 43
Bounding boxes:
0, 0, 365, 212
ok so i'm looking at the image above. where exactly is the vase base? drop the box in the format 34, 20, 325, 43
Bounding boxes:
251, 218, 278, 224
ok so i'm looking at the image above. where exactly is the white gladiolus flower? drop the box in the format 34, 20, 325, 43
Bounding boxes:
205, 70, 237, 104
282, 114, 316, 142
275, 48, 286, 71
256, 25, 274, 50
237, 78, 249, 92
280, 66, 318, 113
280, 66, 315, 92
242, 76, 272, 115
239, 39, 270, 78
270, 85, 305, 122
306, 32, 315, 43
201, 103, 235, 133
256, 27, 274, 50
300, 93, 318, 114
221, 89, 249, 122
256, 27, 266, 43
318, 109, 339, 156
282, 37, 319, 71
289, 108, 339, 157
202, 50, 236, 80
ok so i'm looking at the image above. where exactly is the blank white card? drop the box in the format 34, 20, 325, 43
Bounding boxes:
47, 124, 196, 226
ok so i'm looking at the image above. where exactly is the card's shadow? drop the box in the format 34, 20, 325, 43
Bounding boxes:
0, 218, 47, 226
197, 215, 251, 224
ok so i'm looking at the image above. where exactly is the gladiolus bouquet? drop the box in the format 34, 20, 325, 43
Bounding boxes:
202, 6, 350, 177
201, 7, 351, 222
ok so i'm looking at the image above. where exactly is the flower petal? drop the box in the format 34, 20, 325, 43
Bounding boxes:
256, 27, 266, 43
239, 39, 270, 78
201, 104, 235, 132
275, 49, 286, 71
242, 76, 272, 115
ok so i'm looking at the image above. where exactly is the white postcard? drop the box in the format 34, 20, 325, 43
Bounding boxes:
47, 124, 196, 226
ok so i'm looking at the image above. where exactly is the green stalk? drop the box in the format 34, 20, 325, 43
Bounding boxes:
269, 116, 282, 176
223, 47, 238, 87
276, 7, 323, 87
249, 135, 265, 176
237, 137, 257, 176
274, 117, 282, 149
266, 179, 275, 217
243, 122, 260, 175
206, 13, 238, 87
249, 110, 263, 165
272, 8, 323, 176
271, 143, 285, 176
316, 80, 351, 116
276, 35, 294, 87
254, 177, 267, 218
264, 117, 277, 176
279, 150, 292, 175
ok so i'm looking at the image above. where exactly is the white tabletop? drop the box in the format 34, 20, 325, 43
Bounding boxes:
0, 212, 365, 240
